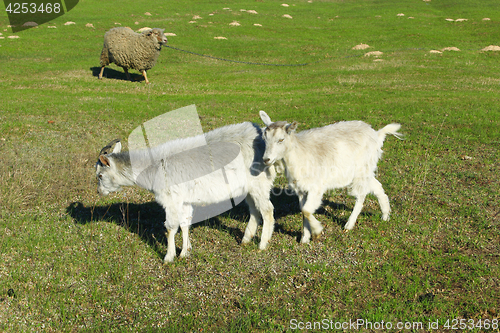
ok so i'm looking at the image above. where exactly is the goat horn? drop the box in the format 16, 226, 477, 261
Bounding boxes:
99, 138, 121, 156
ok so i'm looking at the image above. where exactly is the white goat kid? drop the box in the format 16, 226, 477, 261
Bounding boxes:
259, 111, 402, 243
95, 122, 276, 263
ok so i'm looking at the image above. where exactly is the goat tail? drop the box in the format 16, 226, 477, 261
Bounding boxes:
378, 123, 403, 144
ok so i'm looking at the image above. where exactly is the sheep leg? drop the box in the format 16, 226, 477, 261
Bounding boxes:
299, 191, 324, 243
164, 225, 179, 263
98, 66, 105, 79
370, 178, 391, 221
124, 68, 131, 81
242, 195, 261, 244
344, 193, 367, 230
141, 70, 150, 84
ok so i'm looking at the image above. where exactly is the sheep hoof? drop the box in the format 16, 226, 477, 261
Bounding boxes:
179, 250, 190, 258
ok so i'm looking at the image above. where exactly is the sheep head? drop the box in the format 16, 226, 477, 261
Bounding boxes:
148, 28, 168, 46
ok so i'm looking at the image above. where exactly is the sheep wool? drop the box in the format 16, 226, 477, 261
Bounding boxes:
99, 27, 168, 84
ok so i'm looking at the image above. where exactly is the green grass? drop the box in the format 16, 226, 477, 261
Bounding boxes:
0, 0, 499, 331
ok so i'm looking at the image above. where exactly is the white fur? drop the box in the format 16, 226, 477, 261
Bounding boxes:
96, 122, 277, 263
259, 111, 402, 243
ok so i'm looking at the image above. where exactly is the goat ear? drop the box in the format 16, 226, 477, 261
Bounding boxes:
259, 110, 273, 126
286, 121, 298, 133
112, 141, 122, 154
99, 155, 111, 167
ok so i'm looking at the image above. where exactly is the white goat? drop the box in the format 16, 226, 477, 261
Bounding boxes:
259, 111, 402, 243
95, 122, 276, 263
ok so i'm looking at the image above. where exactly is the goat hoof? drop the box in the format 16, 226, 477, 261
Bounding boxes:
312, 226, 324, 238
258, 243, 268, 251
241, 237, 251, 245
312, 230, 323, 237
163, 255, 175, 263
311, 233, 322, 241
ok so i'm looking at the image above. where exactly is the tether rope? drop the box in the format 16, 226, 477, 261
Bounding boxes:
165, 45, 320, 66
166, 45, 486, 66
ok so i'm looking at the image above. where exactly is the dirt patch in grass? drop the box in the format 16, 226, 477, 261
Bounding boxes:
352, 43, 370, 50
481, 45, 500, 52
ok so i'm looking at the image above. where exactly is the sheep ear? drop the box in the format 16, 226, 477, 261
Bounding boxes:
99, 155, 111, 167
112, 141, 122, 154
259, 111, 273, 126
286, 122, 298, 133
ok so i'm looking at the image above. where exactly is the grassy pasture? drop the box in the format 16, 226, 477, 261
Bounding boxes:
0, 0, 499, 331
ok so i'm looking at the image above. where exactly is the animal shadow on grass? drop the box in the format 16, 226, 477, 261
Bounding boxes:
269, 187, 374, 240
67, 201, 168, 258
90, 67, 145, 82
66, 199, 291, 258
65, 189, 368, 258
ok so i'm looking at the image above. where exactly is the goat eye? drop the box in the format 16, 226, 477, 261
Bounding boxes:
278, 139, 284, 143
98, 174, 103, 179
